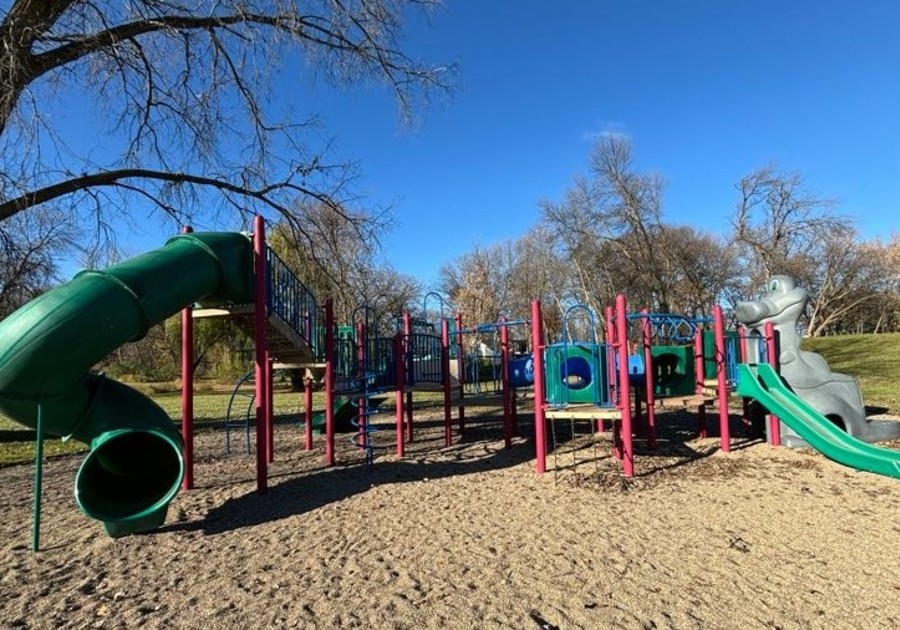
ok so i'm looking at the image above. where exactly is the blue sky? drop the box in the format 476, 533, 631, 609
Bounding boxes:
45, 1, 900, 285
300, 0, 900, 287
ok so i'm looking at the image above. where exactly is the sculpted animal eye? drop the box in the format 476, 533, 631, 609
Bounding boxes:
770, 280, 779, 291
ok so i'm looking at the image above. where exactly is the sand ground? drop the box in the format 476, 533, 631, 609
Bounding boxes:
1, 401, 899, 629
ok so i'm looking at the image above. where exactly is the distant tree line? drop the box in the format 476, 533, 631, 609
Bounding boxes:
438, 136, 900, 338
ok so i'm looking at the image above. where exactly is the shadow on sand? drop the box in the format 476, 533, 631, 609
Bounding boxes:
160, 403, 760, 536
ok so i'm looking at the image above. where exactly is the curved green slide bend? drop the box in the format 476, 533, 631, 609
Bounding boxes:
736, 363, 900, 479
0, 232, 253, 536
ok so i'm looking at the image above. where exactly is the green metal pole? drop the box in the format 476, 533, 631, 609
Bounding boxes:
32, 403, 44, 552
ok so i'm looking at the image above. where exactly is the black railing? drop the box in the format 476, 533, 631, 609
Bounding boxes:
406, 333, 443, 385
265, 248, 318, 352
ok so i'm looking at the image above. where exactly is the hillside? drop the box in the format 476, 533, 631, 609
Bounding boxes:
802, 332, 900, 413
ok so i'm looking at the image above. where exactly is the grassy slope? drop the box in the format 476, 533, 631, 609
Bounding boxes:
801, 332, 900, 414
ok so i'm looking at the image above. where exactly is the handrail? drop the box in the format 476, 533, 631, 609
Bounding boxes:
265, 248, 318, 352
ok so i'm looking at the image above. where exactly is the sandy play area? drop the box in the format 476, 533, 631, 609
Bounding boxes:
1, 401, 898, 629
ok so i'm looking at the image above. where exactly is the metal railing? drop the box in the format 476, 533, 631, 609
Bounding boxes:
265, 248, 318, 352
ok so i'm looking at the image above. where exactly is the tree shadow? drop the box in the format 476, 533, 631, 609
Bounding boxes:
160, 411, 535, 536
0, 429, 38, 442
541, 407, 760, 480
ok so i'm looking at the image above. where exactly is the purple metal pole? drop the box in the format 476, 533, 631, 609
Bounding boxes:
253, 215, 268, 494
403, 312, 414, 442
609, 306, 623, 460
694, 327, 708, 438
181, 225, 194, 491
456, 313, 466, 432
713, 305, 731, 452
531, 300, 547, 474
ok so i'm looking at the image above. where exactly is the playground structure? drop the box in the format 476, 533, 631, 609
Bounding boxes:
0, 228, 897, 543
527, 285, 900, 480
0, 217, 489, 540
451, 315, 533, 449
528, 296, 732, 478
626, 308, 735, 450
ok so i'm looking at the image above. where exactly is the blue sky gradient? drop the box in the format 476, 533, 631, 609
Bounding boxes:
53, 2, 900, 286
305, 1, 900, 287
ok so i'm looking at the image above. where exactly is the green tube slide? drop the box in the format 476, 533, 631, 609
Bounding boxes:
0, 232, 253, 537
736, 363, 900, 479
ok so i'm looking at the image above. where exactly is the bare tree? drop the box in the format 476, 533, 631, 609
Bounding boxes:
0, 205, 75, 317
438, 243, 512, 331
732, 164, 851, 288
805, 233, 898, 336
651, 225, 739, 317
0, 1, 453, 253
540, 135, 670, 313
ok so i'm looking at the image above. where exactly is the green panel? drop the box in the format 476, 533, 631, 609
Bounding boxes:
544, 343, 609, 405
650, 345, 695, 397
703, 329, 738, 378
736, 364, 900, 478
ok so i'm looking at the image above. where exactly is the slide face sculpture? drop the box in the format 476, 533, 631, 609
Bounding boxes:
735, 276, 900, 443
0, 232, 253, 537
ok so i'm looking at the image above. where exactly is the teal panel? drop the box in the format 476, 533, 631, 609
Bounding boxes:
544, 343, 610, 405
650, 345, 695, 397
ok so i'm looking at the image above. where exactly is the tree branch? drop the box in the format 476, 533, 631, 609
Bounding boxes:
0, 167, 336, 221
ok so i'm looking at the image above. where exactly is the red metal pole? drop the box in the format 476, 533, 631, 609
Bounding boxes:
356, 320, 366, 449
694, 326, 708, 439
531, 300, 547, 474
395, 333, 404, 457
713, 305, 731, 452
764, 321, 781, 446
500, 317, 512, 449
403, 312, 414, 442
615, 294, 634, 477
324, 299, 335, 465
304, 372, 313, 450
641, 309, 656, 449
180, 225, 194, 491
456, 313, 466, 432
441, 318, 453, 447
253, 215, 268, 493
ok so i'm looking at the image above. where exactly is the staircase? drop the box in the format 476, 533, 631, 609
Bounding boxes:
192, 248, 319, 366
